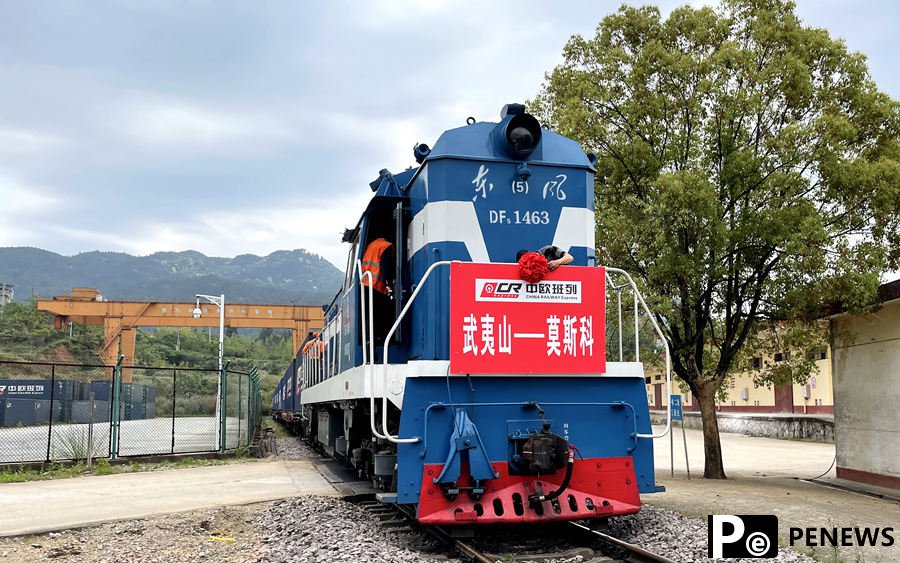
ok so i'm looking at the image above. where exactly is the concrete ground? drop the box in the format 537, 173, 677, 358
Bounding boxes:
651, 423, 837, 479
0, 458, 337, 538
649, 425, 899, 562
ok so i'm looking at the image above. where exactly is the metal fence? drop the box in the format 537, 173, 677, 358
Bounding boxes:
0, 359, 262, 464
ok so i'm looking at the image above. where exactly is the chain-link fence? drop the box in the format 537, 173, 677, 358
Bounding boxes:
0, 359, 261, 464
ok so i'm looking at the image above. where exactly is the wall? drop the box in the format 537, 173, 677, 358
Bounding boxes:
718, 370, 777, 411
649, 410, 834, 442
645, 372, 693, 410
832, 298, 900, 489
792, 354, 834, 414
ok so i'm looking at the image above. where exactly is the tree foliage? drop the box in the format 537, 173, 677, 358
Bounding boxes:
534, 0, 900, 477
0, 298, 103, 363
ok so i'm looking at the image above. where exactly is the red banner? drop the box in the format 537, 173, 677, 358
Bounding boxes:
449, 263, 606, 374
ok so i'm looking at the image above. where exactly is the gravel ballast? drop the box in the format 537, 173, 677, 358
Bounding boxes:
0, 504, 268, 562
608, 507, 817, 563
254, 495, 449, 563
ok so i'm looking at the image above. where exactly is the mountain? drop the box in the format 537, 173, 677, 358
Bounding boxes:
0, 247, 343, 305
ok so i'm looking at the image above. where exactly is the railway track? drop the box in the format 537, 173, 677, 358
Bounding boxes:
357, 495, 675, 563
301, 436, 676, 563
564, 521, 676, 563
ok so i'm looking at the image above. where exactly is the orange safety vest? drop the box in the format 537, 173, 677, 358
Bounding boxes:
303, 340, 324, 359
361, 238, 392, 295
301, 332, 324, 358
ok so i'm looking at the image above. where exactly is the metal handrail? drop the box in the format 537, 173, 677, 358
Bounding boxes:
357, 260, 389, 440
381, 260, 453, 443
604, 266, 671, 439
353, 258, 667, 442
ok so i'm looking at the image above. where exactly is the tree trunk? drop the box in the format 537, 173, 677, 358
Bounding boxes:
696, 385, 727, 479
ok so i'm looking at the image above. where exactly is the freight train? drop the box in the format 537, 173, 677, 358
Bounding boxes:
272, 104, 672, 524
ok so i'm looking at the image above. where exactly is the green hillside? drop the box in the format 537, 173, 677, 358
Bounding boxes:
0, 247, 343, 306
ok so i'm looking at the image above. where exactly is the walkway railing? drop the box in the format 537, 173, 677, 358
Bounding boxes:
296, 260, 672, 442
604, 267, 672, 439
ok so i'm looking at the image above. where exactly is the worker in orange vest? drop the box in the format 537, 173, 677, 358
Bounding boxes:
360, 237, 395, 343
302, 331, 324, 359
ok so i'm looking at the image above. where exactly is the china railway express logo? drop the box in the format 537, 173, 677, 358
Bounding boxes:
0, 384, 45, 397
475, 278, 581, 303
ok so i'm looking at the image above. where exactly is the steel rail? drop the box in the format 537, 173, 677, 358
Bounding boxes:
566, 521, 676, 563
391, 499, 672, 563
348, 483, 672, 563
392, 503, 493, 563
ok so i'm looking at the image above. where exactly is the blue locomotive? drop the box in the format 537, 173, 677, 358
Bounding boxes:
272, 104, 671, 524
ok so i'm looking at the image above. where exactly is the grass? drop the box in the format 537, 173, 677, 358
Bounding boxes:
50, 428, 93, 462
262, 418, 292, 439
0, 455, 255, 484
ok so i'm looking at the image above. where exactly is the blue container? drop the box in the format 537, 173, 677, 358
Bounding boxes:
4, 399, 37, 426
72, 400, 110, 423
145, 394, 157, 418
121, 401, 144, 421
33, 399, 59, 423
75, 382, 92, 401
89, 381, 111, 401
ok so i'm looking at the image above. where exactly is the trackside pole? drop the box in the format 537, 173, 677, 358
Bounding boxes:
87, 391, 95, 469
110, 354, 124, 460
670, 423, 674, 478
670, 395, 684, 478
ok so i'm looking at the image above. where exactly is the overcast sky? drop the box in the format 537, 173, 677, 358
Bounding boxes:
1, 1, 897, 269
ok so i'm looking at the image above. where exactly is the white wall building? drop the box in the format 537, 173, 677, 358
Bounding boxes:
831, 279, 900, 490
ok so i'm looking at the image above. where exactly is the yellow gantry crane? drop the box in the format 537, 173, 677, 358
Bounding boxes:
38, 288, 324, 380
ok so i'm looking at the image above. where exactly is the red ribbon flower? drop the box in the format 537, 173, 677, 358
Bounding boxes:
517, 252, 549, 283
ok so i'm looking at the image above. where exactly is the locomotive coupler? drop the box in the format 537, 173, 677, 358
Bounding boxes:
510, 420, 569, 475
439, 480, 485, 501
434, 409, 498, 500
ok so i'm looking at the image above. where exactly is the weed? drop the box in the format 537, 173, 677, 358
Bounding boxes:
94, 458, 116, 475
0, 455, 249, 483
50, 429, 91, 462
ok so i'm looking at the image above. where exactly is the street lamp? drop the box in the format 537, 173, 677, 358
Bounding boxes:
193, 294, 224, 371
194, 293, 225, 451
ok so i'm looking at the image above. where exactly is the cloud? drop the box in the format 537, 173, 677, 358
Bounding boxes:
0, 0, 897, 268
117, 96, 296, 153
0, 174, 60, 245
0, 174, 59, 213
0, 128, 67, 154
96, 190, 374, 268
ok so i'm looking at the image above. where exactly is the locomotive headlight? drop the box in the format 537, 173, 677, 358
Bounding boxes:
509, 126, 534, 151
504, 112, 542, 157
491, 104, 543, 159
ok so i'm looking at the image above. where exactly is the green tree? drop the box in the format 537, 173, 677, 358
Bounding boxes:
0, 298, 102, 363
534, 0, 900, 478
